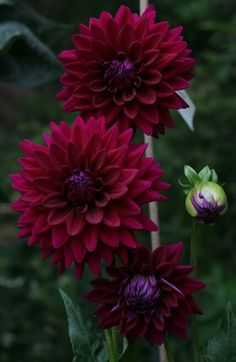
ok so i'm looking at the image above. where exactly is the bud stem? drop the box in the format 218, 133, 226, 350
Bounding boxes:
191, 220, 198, 274
164, 338, 175, 362
190, 220, 201, 362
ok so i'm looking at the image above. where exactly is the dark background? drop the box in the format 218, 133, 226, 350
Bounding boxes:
0, 0, 236, 361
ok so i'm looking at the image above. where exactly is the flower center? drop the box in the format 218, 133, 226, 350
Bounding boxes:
104, 53, 136, 93
64, 170, 99, 206
124, 275, 161, 312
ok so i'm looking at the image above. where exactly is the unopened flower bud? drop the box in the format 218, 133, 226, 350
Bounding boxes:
185, 181, 227, 224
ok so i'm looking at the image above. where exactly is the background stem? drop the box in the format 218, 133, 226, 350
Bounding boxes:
191, 220, 201, 362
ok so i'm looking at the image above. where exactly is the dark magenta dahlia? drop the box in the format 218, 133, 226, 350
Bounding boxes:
11, 116, 169, 278
57, 5, 195, 137
85, 243, 205, 344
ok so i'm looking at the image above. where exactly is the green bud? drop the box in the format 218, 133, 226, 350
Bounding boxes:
185, 181, 227, 224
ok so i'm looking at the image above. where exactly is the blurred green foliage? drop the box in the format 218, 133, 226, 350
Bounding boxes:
0, 0, 236, 361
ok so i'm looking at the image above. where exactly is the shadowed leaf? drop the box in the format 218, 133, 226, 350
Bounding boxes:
59, 289, 97, 362
204, 303, 236, 362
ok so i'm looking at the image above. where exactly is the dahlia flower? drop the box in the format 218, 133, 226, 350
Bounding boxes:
86, 243, 205, 344
11, 116, 169, 278
186, 181, 227, 224
57, 5, 195, 137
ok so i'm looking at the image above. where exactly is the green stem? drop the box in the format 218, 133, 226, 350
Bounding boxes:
191, 220, 198, 275
111, 327, 119, 360
104, 329, 118, 362
164, 339, 175, 362
190, 220, 201, 362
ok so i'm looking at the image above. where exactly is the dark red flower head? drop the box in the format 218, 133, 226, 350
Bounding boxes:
11, 116, 169, 278
57, 5, 195, 137
85, 243, 205, 345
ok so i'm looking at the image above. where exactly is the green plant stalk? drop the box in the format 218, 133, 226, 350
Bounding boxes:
191, 220, 201, 362
104, 329, 117, 362
164, 338, 175, 362
111, 327, 119, 360
191, 220, 198, 274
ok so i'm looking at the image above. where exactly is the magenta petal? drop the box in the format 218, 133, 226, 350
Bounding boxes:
124, 102, 139, 119
43, 193, 67, 208
137, 87, 156, 105
120, 229, 137, 248
32, 214, 49, 234
100, 227, 119, 248
64, 245, 73, 268
66, 210, 85, 236
103, 208, 120, 227
84, 225, 98, 252
28, 234, 38, 246
122, 217, 143, 230
71, 236, 86, 262
98, 244, 113, 264
136, 211, 158, 231
75, 263, 84, 279
52, 224, 70, 248
109, 184, 128, 199
33, 176, 56, 194
48, 208, 70, 226
86, 207, 104, 224
87, 253, 101, 276
118, 169, 138, 185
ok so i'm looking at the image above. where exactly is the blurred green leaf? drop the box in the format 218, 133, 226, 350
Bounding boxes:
204, 303, 236, 362
0, 0, 71, 46
0, 0, 72, 86
59, 289, 97, 362
0, 21, 21, 53
119, 338, 135, 362
0, 21, 61, 86
0, 0, 13, 5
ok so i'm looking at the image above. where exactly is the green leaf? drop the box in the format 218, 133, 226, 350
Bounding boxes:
0, 21, 21, 53
210, 169, 219, 183
184, 165, 201, 186
0, 0, 13, 5
0, 21, 61, 86
59, 289, 97, 362
119, 338, 135, 362
9, 2, 72, 46
0, 0, 71, 45
204, 303, 236, 362
198, 166, 211, 182
93, 341, 107, 362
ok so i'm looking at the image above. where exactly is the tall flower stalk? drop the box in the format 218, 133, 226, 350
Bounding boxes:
190, 220, 201, 362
